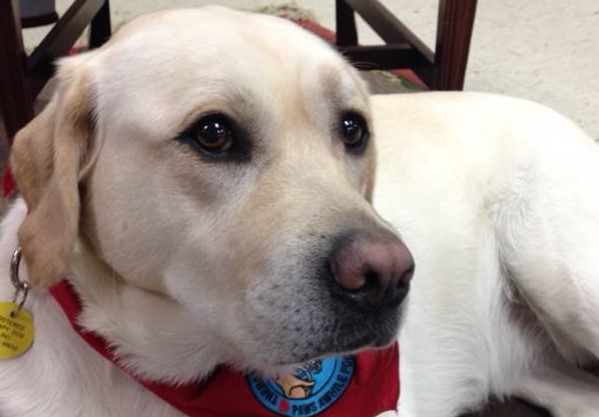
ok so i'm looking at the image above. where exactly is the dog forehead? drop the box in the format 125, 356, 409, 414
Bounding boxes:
91, 7, 364, 138
104, 7, 345, 78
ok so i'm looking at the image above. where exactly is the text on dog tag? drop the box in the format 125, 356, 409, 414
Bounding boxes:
0, 302, 34, 359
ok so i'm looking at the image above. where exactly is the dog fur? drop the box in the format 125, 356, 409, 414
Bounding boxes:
371, 94, 599, 416
1, 6, 599, 417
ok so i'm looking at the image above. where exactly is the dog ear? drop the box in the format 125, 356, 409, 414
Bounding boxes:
10, 60, 94, 288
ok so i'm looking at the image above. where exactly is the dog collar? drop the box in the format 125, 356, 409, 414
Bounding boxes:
49, 280, 400, 417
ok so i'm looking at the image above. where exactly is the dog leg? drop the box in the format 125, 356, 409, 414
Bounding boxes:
493, 143, 599, 363
513, 366, 599, 417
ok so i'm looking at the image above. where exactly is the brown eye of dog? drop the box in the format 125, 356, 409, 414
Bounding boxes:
194, 115, 234, 153
177, 114, 251, 162
340, 113, 368, 151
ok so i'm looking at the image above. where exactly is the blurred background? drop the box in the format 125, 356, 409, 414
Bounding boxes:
21, 0, 599, 139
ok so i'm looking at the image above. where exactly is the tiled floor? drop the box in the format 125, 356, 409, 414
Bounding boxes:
20, 0, 599, 138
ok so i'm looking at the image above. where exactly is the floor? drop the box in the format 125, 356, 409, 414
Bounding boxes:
21, 0, 599, 139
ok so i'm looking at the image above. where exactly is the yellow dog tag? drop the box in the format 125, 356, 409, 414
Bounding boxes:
0, 302, 34, 359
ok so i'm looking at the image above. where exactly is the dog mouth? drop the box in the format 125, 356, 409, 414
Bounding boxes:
266, 309, 401, 366
331, 312, 400, 351
272, 332, 395, 366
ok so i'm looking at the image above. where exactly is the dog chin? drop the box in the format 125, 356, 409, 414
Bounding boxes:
332, 323, 399, 353
263, 323, 400, 368
330, 307, 402, 350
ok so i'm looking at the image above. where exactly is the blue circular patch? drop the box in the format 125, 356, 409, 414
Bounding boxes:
247, 356, 355, 416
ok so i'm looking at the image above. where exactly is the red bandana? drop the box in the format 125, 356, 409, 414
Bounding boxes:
3, 166, 16, 199
50, 281, 399, 417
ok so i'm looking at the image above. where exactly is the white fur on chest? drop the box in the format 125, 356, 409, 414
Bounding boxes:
0, 200, 182, 417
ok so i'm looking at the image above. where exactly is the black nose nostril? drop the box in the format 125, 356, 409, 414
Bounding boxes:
362, 270, 380, 293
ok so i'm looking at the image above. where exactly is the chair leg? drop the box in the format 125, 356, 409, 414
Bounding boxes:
0, 0, 34, 144
335, 0, 358, 46
89, 0, 111, 48
433, 0, 478, 90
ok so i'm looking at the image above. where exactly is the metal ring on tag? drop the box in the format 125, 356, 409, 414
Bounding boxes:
10, 247, 23, 289
9, 247, 30, 318
11, 282, 29, 318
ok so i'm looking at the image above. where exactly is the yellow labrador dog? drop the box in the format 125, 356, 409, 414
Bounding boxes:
0, 6, 598, 417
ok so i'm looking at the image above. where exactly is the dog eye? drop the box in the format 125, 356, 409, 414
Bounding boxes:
340, 113, 368, 152
176, 113, 251, 162
193, 115, 234, 154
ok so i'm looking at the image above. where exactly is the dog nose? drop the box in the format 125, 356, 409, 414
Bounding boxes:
328, 232, 414, 311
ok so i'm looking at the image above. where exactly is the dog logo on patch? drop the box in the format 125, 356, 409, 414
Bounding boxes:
248, 356, 355, 416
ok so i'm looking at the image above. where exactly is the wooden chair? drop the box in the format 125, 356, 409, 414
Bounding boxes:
0, 0, 111, 144
335, 0, 478, 90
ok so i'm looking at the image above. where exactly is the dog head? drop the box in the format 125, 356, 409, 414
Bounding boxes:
11, 7, 413, 379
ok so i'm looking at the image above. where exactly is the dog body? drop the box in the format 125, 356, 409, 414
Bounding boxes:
371, 94, 599, 416
1, 6, 599, 417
